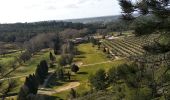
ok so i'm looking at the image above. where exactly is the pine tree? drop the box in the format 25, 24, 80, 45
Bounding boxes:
49, 52, 55, 62
118, 0, 170, 32
39, 60, 48, 76
18, 74, 39, 100
35, 60, 48, 84
35, 64, 44, 84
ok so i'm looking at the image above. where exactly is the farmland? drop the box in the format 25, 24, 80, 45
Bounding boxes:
0, 0, 169, 99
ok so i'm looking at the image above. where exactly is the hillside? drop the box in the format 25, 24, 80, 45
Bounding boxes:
64, 15, 120, 24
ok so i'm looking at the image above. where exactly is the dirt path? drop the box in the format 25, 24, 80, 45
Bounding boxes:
80, 60, 111, 67
38, 82, 80, 95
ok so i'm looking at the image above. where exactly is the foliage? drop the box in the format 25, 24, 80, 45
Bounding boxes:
107, 67, 118, 84
69, 88, 77, 99
143, 42, 170, 54
35, 60, 48, 84
18, 74, 38, 100
49, 52, 55, 62
118, 0, 170, 35
90, 37, 99, 46
119, 0, 135, 20
58, 54, 73, 66
24, 74, 39, 94
19, 50, 31, 63
87, 60, 170, 99
89, 69, 107, 90
61, 41, 75, 54
0, 21, 86, 42
53, 35, 61, 55
75, 91, 115, 100
71, 64, 79, 73
55, 66, 65, 80
0, 80, 17, 100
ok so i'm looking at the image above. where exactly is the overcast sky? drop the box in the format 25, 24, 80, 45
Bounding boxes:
0, 0, 121, 23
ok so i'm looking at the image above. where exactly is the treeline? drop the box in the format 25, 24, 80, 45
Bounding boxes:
0, 18, 145, 43
0, 21, 97, 42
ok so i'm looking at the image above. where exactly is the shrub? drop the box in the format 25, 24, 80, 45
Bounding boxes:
71, 64, 79, 73
89, 69, 107, 90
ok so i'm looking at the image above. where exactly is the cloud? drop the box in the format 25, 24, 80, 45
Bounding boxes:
78, 0, 87, 4
65, 4, 79, 9
46, 6, 57, 10
78, 0, 102, 4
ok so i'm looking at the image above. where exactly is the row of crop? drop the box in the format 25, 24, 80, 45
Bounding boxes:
120, 40, 145, 53
110, 40, 144, 55
103, 40, 130, 56
108, 40, 139, 56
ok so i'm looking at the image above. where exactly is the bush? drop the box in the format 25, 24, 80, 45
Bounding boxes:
20, 51, 31, 63
71, 64, 79, 73
89, 69, 107, 90
107, 67, 118, 84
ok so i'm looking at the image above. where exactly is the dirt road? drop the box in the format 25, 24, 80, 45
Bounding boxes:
38, 82, 80, 95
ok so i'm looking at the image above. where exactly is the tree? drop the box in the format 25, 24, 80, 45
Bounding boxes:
24, 74, 39, 94
107, 67, 118, 84
35, 60, 48, 84
61, 41, 75, 54
118, 0, 170, 35
69, 88, 77, 99
18, 74, 39, 100
67, 71, 71, 80
35, 65, 45, 84
49, 52, 55, 62
71, 64, 79, 73
53, 36, 61, 55
39, 60, 48, 76
90, 37, 98, 47
17, 85, 30, 100
119, 0, 135, 20
20, 51, 31, 63
89, 69, 107, 90
58, 54, 73, 66
66, 54, 74, 65
56, 67, 64, 80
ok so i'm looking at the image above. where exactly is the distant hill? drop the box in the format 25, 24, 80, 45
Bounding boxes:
64, 15, 121, 24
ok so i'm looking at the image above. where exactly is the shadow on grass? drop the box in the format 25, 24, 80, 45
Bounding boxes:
75, 55, 86, 58
76, 51, 86, 55
77, 72, 88, 75
47, 80, 79, 88
64, 79, 79, 82
73, 59, 81, 62
46, 81, 65, 88
38, 94, 63, 100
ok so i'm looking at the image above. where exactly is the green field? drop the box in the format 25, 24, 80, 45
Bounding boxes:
53, 43, 127, 99
0, 48, 57, 94
1, 43, 127, 99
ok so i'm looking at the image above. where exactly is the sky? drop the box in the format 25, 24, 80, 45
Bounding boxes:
0, 0, 121, 23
